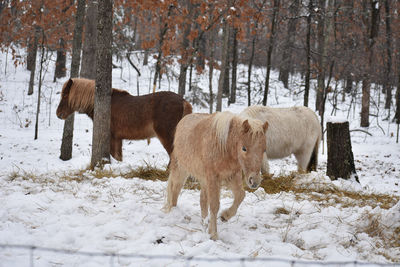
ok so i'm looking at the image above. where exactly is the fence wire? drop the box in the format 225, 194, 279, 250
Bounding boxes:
1, 244, 399, 267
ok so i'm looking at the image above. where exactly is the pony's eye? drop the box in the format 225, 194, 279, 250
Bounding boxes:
242, 146, 247, 152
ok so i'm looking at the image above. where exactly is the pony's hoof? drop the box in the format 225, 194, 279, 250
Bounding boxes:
220, 214, 228, 222
162, 204, 172, 213
220, 210, 232, 222
209, 232, 218, 241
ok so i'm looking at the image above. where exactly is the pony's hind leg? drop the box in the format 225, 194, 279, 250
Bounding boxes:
294, 143, 315, 172
164, 157, 187, 212
220, 174, 245, 222
110, 136, 123, 161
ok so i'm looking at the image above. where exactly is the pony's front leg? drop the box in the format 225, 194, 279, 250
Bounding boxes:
220, 174, 245, 222
207, 178, 220, 240
110, 136, 123, 161
200, 185, 208, 220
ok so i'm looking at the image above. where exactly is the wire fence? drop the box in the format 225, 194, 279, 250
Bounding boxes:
1, 244, 398, 267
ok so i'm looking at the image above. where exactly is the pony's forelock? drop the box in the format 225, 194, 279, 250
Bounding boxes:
67, 78, 95, 112
212, 111, 265, 153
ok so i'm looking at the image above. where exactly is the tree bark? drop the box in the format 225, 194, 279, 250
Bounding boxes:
80, 0, 97, 79
208, 27, 215, 114
34, 29, 45, 140
383, 0, 392, 110
216, 18, 230, 112
152, 6, 173, 93
315, 0, 326, 115
279, 0, 299, 89
262, 0, 279, 106
27, 36, 36, 71
54, 38, 67, 82
177, 0, 193, 96
304, 0, 313, 107
229, 27, 238, 105
361, 0, 379, 127
326, 121, 358, 182
247, 33, 256, 107
28, 26, 40, 95
395, 50, 400, 129
91, 0, 113, 168
60, 0, 86, 161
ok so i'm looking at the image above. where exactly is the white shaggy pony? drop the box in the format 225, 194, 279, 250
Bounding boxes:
240, 105, 321, 175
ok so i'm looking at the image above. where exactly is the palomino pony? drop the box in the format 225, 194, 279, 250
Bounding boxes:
56, 78, 192, 161
164, 111, 268, 240
240, 105, 321, 174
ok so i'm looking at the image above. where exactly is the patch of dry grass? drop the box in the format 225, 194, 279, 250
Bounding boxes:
256, 173, 399, 210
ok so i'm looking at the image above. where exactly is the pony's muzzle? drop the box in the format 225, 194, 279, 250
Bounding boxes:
248, 177, 259, 189
245, 173, 262, 189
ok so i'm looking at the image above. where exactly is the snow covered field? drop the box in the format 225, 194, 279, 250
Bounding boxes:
0, 50, 399, 266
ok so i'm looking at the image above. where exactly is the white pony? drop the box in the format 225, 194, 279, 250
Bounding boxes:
240, 105, 321, 175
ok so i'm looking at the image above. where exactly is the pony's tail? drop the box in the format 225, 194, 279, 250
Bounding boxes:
307, 137, 320, 172
182, 100, 193, 117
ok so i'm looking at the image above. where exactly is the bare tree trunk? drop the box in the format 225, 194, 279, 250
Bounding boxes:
327, 121, 358, 182
279, 0, 299, 89
28, 27, 40, 95
178, 0, 193, 96
216, 19, 230, 112
304, 0, 313, 107
54, 38, 67, 82
395, 49, 400, 143
152, 6, 173, 93
361, 0, 379, 127
59, 0, 86, 161
27, 37, 36, 71
229, 27, 238, 105
262, 0, 279, 106
247, 33, 256, 107
383, 0, 392, 110
80, 0, 97, 79
91, 0, 113, 168
345, 74, 353, 94
209, 28, 215, 114
315, 0, 326, 115
34, 29, 45, 140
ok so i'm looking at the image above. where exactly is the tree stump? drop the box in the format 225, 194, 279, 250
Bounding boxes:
326, 121, 359, 182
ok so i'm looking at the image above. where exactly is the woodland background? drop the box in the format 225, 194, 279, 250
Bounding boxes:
1, 0, 400, 128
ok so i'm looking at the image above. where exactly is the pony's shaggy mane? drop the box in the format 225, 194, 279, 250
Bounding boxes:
240, 105, 269, 120
65, 78, 127, 113
67, 78, 95, 112
212, 111, 265, 153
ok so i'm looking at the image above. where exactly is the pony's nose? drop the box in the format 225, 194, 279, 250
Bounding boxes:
248, 177, 259, 189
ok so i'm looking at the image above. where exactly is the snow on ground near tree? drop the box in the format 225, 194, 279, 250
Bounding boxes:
0, 50, 399, 266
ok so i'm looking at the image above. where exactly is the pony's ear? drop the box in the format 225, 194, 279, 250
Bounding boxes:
63, 79, 73, 95
263, 121, 269, 133
242, 120, 251, 134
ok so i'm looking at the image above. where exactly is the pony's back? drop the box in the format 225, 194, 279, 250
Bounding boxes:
240, 105, 321, 161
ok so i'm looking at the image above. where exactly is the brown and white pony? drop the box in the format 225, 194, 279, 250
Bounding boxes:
56, 78, 192, 161
240, 105, 321, 175
163, 111, 268, 240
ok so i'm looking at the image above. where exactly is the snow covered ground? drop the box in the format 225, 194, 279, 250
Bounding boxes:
0, 50, 399, 266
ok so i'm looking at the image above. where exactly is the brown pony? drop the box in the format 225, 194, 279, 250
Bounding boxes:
163, 111, 268, 240
56, 78, 192, 161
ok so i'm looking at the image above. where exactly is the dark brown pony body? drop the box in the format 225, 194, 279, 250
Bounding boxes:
56, 78, 192, 161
